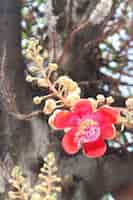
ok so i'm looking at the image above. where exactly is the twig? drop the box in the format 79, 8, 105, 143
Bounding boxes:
57, 20, 91, 65
9, 110, 43, 120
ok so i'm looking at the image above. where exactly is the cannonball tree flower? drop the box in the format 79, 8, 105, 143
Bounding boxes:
49, 99, 120, 158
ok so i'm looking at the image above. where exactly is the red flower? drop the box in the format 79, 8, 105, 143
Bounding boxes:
49, 99, 120, 158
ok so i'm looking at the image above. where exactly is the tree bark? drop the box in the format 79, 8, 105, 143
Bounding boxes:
0, 1, 49, 197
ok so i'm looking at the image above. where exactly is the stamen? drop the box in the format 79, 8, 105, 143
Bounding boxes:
79, 120, 97, 133
75, 119, 100, 145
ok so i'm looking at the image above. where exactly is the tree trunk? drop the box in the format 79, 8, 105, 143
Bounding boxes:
0, 1, 49, 198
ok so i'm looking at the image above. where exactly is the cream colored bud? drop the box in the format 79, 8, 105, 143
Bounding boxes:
28, 66, 39, 73
96, 94, 105, 102
56, 76, 80, 93
56, 76, 72, 85
8, 191, 16, 199
29, 38, 39, 45
37, 78, 49, 88
38, 45, 42, 51
47, 152, 55, 162
106, 96, 114, 104
43, 50, 49, 59
26, 52, 32, 59
68, 82, 79, 92
126, 98, 133, 110
25, 75, 34, 82
74, 87, 81, 95
66, 93, 80, 107
31, 193, 42, 200
43, 99, 56, 114
36, 55, 43, 66
55, 186, 62, 192
48, 63, 58, 71
33, 96, 42, 105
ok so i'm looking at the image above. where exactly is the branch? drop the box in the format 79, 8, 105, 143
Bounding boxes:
9, 110, 43, 121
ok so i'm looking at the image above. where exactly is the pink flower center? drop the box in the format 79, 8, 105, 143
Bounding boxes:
75, 119, 100, 146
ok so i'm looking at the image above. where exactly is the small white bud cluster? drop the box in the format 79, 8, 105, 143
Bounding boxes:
96, 94, 114, 105
55, 76, 80, 95
43, 99, 57, 115
126, 98, 133, 111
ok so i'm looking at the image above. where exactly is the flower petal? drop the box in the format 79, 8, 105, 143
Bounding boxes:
101, 124, 116, 140
53, 110, 79, 129
92, 106, 120, 124
62, 128, 80, 154
72, 99, 94, 118
83, 139, 106, 158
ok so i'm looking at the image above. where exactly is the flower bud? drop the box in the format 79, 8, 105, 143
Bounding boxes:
48, 63, 58, 71
43, 99, 56, 114
33, 96, 42, 105
56, 76, 80, 94
31, 193, 42, 200
126, 98, 133, 110
43, 50, 49, 59
28, 66, 39, 73
96, 94, 105, 103
25, 75, 34, 82
26, 51, 33, 59
37, 78, 49, 88
66, 93, 80, 107
36, 55, 43, 66
106, 96, 114, 105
